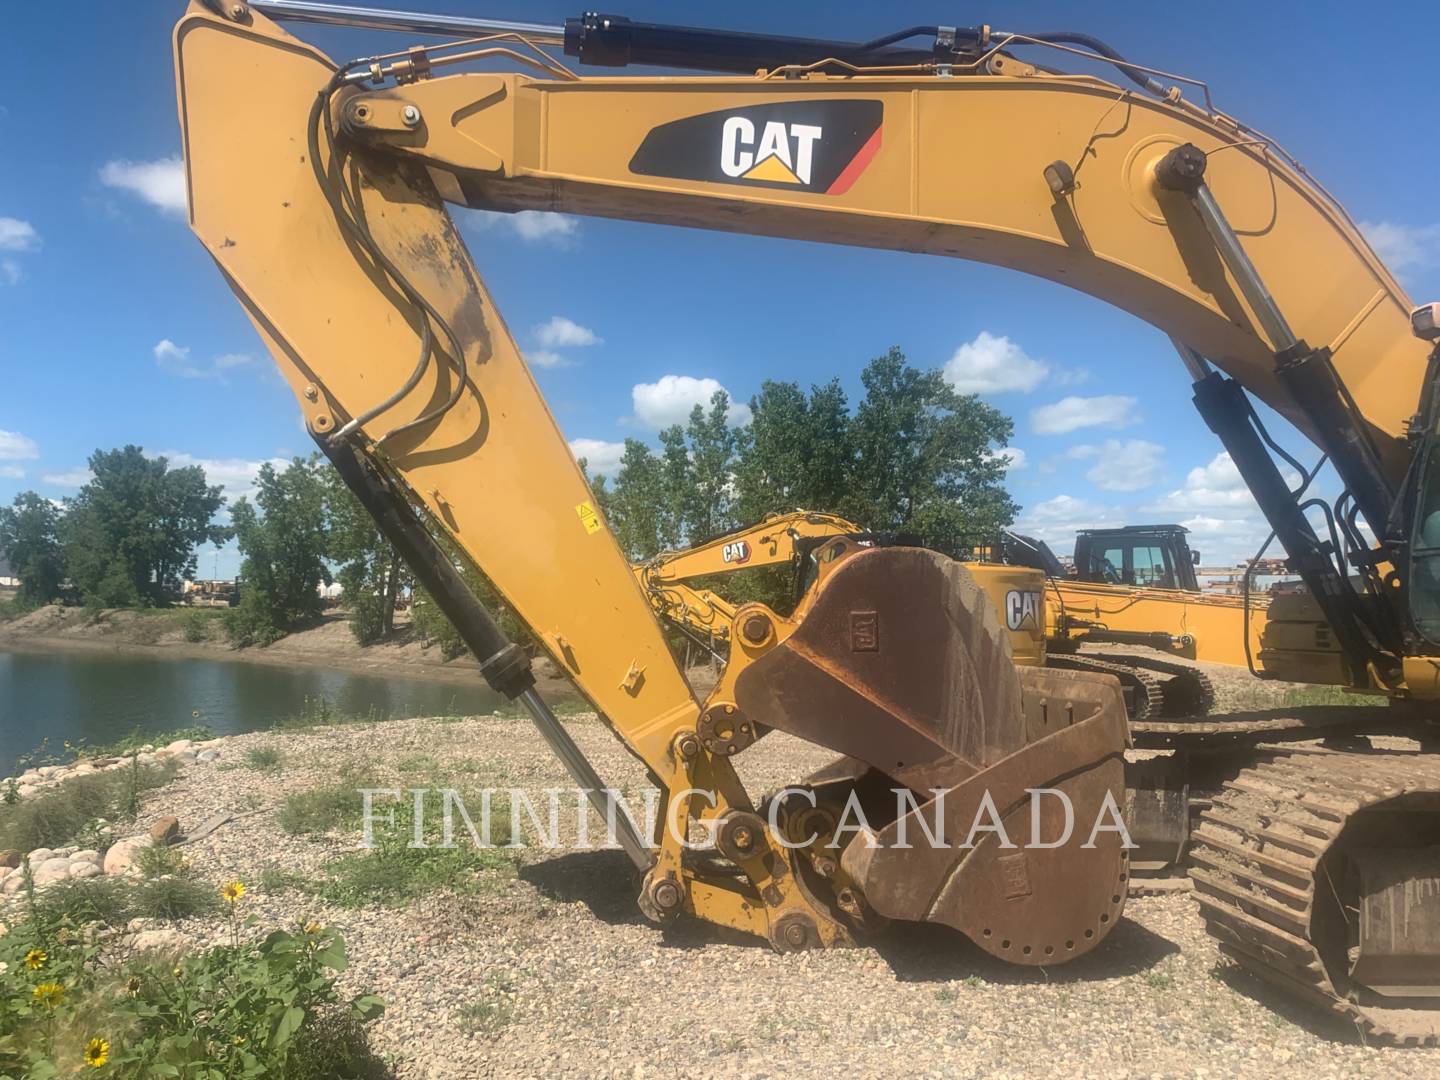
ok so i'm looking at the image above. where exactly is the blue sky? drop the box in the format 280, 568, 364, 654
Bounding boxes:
2, 2, 1437, 575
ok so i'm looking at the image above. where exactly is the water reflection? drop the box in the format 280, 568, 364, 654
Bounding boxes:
0, 649, 503, 773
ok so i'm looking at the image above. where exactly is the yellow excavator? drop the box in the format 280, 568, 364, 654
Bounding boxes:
633, 509, 1221, 720
633, 510, 1047, 665
172, 2, 1439, 1040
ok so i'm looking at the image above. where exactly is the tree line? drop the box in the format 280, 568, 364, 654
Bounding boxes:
589, 347, 1017, 562
0, 446, 470, 652
0, 348, 1019, 652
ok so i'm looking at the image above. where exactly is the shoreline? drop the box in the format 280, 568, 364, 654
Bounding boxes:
0, 631, 534, 690
0, 607, 588, 701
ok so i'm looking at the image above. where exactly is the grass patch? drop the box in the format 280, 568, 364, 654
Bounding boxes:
259, 866, 313, 894
131, 845, 220, 921
1280, 685, 1376, 707
279, 780, 517, 907
458, 974, 518, 1037
1229, 683, 1384, 711
310, 842, 515, 909
243, 744, 286, 772
271, 696, 389, 733
30, 876, 136, 931
1142, 968, 1176, 992
492, 697, 591, 720
0, 758, 178, 852
23, 845, 218, 929
277, 771, 385, 836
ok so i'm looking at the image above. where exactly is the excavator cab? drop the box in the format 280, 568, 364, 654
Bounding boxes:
1073, 526, 1200, 592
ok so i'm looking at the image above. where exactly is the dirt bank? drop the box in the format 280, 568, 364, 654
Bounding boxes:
0, 605, 586, 699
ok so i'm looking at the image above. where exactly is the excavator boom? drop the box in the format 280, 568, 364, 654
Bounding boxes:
173, 1, 1440, 1040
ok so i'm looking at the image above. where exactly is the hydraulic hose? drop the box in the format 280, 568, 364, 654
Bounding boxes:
1006, 30, 1164, 94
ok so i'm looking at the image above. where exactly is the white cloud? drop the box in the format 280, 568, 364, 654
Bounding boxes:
0, 218, 39, 252
1148, 451, 1288, 512
1174, 513, 1273, 567
41, 468, 93, 488
0, 430, 39, 461
528, 316, 602, 369
1066, 439, 1165, 492
99, 156, 187, 215
152, 451, 288, 505
154, 339, 199, 377
513, 212, 579, 241
0, 218, 39, 285
985, 447, 1027, 471
0, 465, 24, 480
461, 209, 579, 244
632, 375, 752, 430
154, 339, 256, 381
943, 332, 1049, 394
1031, 395, 1140, 435
569, 438, 626, 478
1013, 494, 1125, 549
1359, 220, 1440, 274
535, 316, 600, 349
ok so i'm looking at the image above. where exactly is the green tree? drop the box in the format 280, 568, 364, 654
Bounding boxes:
0, 492, 64, 606
61, 446, 227, 606
735, 377, 852, 522
598, 438, 673, 560
227, 457, 332, 646
681, 391, 740, 542
322, 467, 407, 645
844, 347, 1017, 554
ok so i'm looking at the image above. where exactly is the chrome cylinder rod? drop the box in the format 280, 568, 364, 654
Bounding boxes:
1190, 183, 1298, 352
248, 0, 565, 43
516, 687, 653, 870
1169, 337, 1213, 382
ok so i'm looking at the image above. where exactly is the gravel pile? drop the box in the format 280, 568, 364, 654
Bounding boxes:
74, 648, 1435, 1080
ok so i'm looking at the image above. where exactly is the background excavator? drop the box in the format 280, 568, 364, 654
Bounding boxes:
633, 510, 1214, 723
171, 1, 1440, 1041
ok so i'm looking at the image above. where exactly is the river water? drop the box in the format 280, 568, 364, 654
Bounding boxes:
0, 648, 505, 774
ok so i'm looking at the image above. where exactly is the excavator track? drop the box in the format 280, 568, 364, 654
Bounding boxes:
1130, 706, 1390, 749
1090, 652, 1216, 719
1189, 747, 1440, 1045
1045, 653, 1164, 723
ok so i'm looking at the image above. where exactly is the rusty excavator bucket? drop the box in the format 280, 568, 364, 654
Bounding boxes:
732, 546, 1132, 963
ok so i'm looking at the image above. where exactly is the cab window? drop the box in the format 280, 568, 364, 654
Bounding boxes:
1131, 544, 1176, 588
1092, 547, 1124, 584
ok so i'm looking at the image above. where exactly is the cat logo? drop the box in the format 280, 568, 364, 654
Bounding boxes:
721, 117, 823, 185
630, 100, 883, 195
1005, 589, 1042, 632
722, 540, 752, 564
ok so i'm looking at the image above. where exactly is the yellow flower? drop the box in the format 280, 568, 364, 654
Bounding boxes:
233, 1035, 248, 1046
221, 880, 246, 904
24, 948, 46, 970
84, 1037, 110, 1068
33, 982, 65, 1009
303, 921, 322, 935
126, 976, 142, 995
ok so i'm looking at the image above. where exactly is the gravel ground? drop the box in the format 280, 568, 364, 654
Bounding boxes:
43, 652, 1439, 1079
